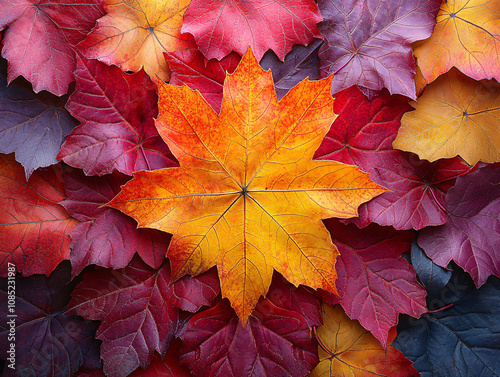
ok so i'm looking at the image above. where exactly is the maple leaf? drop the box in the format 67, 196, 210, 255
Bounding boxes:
0, 154, 77, 277
107, 48, 386, 322
164, 49, 241, 113
60, 169, 171, 277
315, 86, 470, 230
418, 163, 500, 287
178, 274, 322, 377
322, 219, 427, 348
78, 0, 193, 82
393, 69, 500, 165
181, 0, 323, 61
58, 55, 177, 176
0, 0, 104, 95
311, 304, 419, 377
393, 267, 500, 376
0, 58, 77, 179
67, 258, 220, 377
260, 39, 322, 100
317, 0, 441, 98
413, 0, 500, 85
0, 262, 101, 377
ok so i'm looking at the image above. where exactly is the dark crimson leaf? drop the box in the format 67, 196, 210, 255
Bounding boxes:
67, 258, 219, 377
317, 0, 440, 98
0, 262, 100, 377
0, 154, 77, 277
0, 59, 77, 179
60, 169, 170, 277
315, 86, 470, 230
58, 54, 177, 176
393, 268, 500, 377
260, 39, 322, 100
181, 0, 322, 61
419, 163, 500, 287
178, 276, 321, 377
128, 348, 190, 377
165, 49, 240, 113
411, 237, 451, 299
323, 219, 426, 348
0, 0, 104, 95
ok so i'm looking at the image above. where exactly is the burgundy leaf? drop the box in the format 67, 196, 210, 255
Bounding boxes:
61, 169, 170, 277
58, 54, 177, 176
315, 86, 470, 230
0, 59, 77, 179
323, 219, 427, 348
67, 258, 219, 377
0, 262, 100, 377
260, 39, 322, 100
165, 49, 240, 113
0, 0, 104, 95
317, 0, 441, 98
419, 163, 500, 287
178, 276, 321, 377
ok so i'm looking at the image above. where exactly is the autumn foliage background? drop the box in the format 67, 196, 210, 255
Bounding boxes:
0, 0, 499, 376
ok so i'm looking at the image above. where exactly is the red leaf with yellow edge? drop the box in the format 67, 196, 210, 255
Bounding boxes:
78, 0, 194, 82
181, 0, 322, 61
413, 0, 500, 85
394, 68, 500, 165
323, 219, 427, 348
107, 48, 386, 323
0, 154, 77, 277
310, 304, 419, 377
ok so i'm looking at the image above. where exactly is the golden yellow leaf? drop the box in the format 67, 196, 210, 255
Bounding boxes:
107, 48, 386, 323
394, 68, 500, 165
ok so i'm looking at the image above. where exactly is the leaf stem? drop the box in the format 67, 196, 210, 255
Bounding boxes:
314, 326, 334, 357
428, 303, 454, 313
139, 144, 152, 171
429, 187, 447, 213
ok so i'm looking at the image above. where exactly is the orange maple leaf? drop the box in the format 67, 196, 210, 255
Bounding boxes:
413, 0, 500, 84
311, 305, 418, 377
78, 0, 193, 82
107, 48, 386, 323
394, 68, 500, 165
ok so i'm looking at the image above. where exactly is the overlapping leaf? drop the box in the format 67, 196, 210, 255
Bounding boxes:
0, 0, 104, 95
61, 169, 170, 277
107, 49, 386, 322
0, 262, 101, 377
414, 0, 500, 84
181, 0, 322, 61
78, 0, 193, 82
0, 154, 77, 277
0, 59, 77, 179
393, 268, 500, 376
178, 275, 321, 377
322, 219, 427, 348
58, 55, 177, 176
418, 163, 500, 287
164, 50, 240, 113
67, 258, 220, 377
394, 69, 500, 165
315, 86, 470, 230
311, 304, 418, 377
260, 39, 322, 100
317, 0, 441, 98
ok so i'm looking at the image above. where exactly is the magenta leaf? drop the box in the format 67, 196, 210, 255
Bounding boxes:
317, 0, 441, 98
58, 54, 177, 176
419, 163, 500, 287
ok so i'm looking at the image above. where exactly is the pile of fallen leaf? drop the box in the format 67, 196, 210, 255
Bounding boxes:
0, 0, 499, 376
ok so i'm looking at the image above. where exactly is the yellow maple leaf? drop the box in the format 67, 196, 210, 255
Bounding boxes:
78, 0, 193, 81
107, 48, 386, 323
394, 68, 500, 165
413, 0, 500, 84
